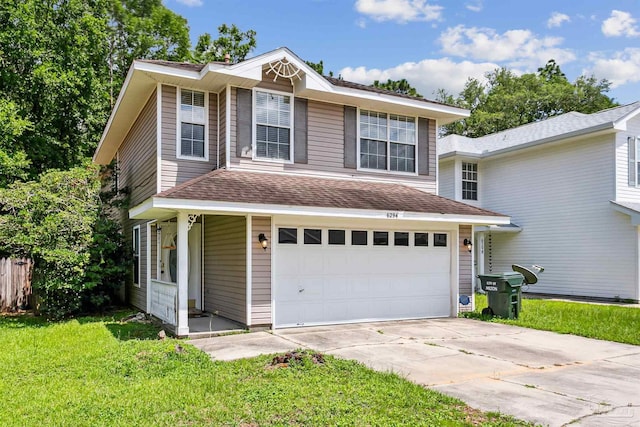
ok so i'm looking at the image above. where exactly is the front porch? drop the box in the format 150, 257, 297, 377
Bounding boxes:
145, 212, 272, 337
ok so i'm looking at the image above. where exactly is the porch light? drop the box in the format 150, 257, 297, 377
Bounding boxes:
463, 238, 473, 253
258, 233, 268, 250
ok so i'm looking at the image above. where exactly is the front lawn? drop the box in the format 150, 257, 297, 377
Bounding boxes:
466, 294, 640, 345
0, 312, 527, 426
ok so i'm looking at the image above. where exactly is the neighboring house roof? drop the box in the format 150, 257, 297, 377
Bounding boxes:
439, 101, 640, 159
131, 169, 508, 222
95, 47, 469, 165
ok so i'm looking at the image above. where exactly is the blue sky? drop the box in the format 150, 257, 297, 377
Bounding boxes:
166, 0, 640, 104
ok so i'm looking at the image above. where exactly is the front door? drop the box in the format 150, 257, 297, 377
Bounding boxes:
159, 221, 202, 310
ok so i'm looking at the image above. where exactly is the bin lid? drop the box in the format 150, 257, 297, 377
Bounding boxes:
512, 264, 539, 284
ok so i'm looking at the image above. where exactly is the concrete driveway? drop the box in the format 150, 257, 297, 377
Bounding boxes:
190, 318, 640, 426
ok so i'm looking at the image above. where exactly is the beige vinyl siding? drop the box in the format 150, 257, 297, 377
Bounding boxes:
203, 215, 246, 324
118, 90, 157, 207
218, 88, 226, 168
160, 85, 218, 192
251, 216, 272, 325
229, 88, 437, 192
123, 219, 148, 311
458, 225, 473, 312
616, 115, 640, 201
481, 135, 638, 300
256, 69, 293, 93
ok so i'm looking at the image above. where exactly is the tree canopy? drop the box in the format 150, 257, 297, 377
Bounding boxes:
437, 60, 617, 137
372, 79, 422, 97
192, 24, 257, 64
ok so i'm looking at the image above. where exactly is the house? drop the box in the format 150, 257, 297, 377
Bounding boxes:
93, 47, 509, 336
438, 102, 640, 302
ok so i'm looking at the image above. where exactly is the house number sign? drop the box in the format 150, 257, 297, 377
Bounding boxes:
386, 212, 400, 219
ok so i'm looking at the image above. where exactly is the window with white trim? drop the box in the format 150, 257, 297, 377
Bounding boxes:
179, 89, 207, 159
462, 162, 478, 200
629, 136, 640, 187
254, 90, 292, 161
360, 110, 416, 173
132, 225, 140, 287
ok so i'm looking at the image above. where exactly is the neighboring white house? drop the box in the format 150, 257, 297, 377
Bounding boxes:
439, 102, 640, 302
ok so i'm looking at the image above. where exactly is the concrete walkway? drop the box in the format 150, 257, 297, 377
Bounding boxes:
190, 318, 640, 426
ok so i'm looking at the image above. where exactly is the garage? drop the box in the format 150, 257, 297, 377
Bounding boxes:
274, 226, 452, 327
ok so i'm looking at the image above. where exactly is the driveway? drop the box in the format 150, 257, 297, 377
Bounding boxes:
190, 318, 640, 426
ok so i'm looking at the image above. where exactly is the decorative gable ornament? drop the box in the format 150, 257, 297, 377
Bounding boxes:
266, 57, 302, 84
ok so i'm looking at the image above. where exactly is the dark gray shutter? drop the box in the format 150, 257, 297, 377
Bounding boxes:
344, 106, 357, 169
294, 98, 308, 164
417, 118, 429, 176
236, 88, 252, 158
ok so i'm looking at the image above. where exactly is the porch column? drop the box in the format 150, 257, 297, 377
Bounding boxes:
176, 211, 189, 336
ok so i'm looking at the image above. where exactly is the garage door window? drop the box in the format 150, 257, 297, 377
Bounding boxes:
434, 233, 447, 247
394, 232, 409, 246
278, 228, 297, 244
352, 230, 367, 245
373, 231, 389, 246
304, 229, 322, 244
328, 229, 345, 245
415, 232, 429, 246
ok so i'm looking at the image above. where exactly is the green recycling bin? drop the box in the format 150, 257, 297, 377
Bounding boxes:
478, 272, 524, 319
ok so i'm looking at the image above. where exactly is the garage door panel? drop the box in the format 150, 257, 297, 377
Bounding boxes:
275, 227, 452, 327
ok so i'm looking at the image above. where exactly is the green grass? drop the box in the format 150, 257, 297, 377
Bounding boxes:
0, 312, 529, 427
465, 294, 640, 345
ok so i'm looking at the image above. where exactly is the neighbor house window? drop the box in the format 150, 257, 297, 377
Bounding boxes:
394, 232, 409, 246
179, 89, 207, 159
360, 110, 416, 173
415, 233, 429, 247
254, 90, 292, 161
629, 136, 640, 187
328, 230, 345, 245
132, 225, 140, 287
462, 162, 478, 200
304, 229, 322, 245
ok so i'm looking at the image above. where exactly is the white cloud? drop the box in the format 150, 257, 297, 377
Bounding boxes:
547, 12, 570, 28
354, 0, 443, 23
465, 1, 483, 12
586, 48, 640, 88
339, 58, 499, 98
438, 25, 575, 69
176, 0, 203, 6
356, 17, 367, 29
601, 10, 640, 37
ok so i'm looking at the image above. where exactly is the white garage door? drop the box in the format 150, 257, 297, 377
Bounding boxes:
275, 227, 451, 327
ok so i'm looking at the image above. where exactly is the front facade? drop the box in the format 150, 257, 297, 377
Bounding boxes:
439, 103, 640, 302
95, 48, 509, 335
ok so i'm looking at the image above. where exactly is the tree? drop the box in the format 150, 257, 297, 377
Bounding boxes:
107, 0, 191, 104
191, 24, 257, 64
0, 98, 31, 186
372, 79, 422, 97
438, 60, 617, 137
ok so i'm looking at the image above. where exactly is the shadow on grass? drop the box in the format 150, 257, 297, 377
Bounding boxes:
0, 313, 51, 329
104, 322, 161, 341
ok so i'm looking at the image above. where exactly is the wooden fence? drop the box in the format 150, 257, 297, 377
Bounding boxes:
0, 257, 33, 312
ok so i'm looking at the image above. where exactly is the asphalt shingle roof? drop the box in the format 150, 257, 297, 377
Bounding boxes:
157, 169, 505, 217
439, 102, 640, 157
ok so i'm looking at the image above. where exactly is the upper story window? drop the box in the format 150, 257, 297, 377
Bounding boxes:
359, 110, 416, 173
179, 89, 207, 160
629, 136, 640, 187
462, 162, 478, 200
254, 90, 292, 161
